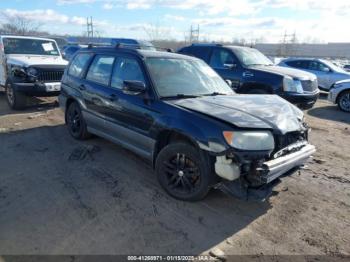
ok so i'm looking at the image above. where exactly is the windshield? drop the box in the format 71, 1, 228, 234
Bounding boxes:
234, 47, 273, 67
145, 58, 234, 98
3, 38, 60, 56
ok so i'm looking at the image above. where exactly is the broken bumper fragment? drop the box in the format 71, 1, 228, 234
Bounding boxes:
216, 143, 316, 201
259, 143, 316, 183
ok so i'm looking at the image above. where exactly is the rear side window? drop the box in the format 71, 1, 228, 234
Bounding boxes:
185, 46, 211, 61
86, 55, 115, 86
209, 49, 236, 68
286, 60, 308, 69
68, 53, 91, 77
111, 57, 145, 89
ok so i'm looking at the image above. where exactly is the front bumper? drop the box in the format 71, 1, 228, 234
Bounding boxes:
12, 82, 61, 97
259, 144, 316, 183
217, 143, 315, 201
282, 90, 320, 109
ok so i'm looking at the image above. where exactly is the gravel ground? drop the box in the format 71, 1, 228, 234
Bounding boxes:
0, 91, 349, 258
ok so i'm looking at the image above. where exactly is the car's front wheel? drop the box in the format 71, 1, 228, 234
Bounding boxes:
155, 143, 213, 201
5, 80, 27, 110
338, 90, 350, 112
66, 101, 90, 139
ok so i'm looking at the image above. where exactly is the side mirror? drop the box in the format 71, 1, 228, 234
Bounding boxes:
322, 67, 331, 73
123, 80, 146, 94
225, 79, 232, 87
224, 63, 237, 69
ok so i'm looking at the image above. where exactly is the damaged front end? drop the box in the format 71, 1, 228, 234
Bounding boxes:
211, 130, 316, 202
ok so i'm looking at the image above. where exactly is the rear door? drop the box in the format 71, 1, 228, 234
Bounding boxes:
80, 54, 116, 131
209, 48, 241, 89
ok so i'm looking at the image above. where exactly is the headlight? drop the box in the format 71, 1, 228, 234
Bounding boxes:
27, 67, 38, 77
283, 76, 303, 93
12, 66, 27, 77
223, 131, 274, 151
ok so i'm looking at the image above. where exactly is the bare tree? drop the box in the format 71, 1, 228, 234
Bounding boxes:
0, 13, 44, 36
143, 22, 171, 41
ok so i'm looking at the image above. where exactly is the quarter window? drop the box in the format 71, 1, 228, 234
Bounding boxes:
111, 57, 145, 89
209, 49, 235, 68
86, 55, 115, 86
68, 53, 91, 77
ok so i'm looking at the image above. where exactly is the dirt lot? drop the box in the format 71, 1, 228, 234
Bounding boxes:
0, 91, 349, 257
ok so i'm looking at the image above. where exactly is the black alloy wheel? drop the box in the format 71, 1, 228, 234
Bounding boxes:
156, 143, 212, 201
66, 102, 90, 139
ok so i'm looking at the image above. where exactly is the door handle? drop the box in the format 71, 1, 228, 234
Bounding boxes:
109, 94, 118, 101
78, 84, 86, 91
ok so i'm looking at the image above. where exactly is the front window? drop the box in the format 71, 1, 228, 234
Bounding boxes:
145, 58, 234, 98
234, 48, 273, 67
3, 37, 60, 56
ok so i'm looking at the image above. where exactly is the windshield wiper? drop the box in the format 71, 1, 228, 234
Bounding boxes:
161, 94, 201, 99
203, 92, 227, 96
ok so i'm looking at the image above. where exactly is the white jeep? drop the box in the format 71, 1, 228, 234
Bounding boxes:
0, 35, 68, 109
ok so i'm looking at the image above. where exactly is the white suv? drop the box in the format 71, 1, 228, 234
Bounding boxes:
0, 35, 68, 109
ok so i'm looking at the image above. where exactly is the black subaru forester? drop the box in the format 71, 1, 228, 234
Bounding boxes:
59, 45, 316, 202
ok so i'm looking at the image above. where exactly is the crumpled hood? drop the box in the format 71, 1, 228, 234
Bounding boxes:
170, 95, 305, 134
253, 65, 316, 80
6, 54, 68, 67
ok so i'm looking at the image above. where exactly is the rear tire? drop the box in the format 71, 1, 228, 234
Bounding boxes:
66, 101, 91, 140
5, 80, 27, 110
337, 90, 350, 112
155, 142, 213, 201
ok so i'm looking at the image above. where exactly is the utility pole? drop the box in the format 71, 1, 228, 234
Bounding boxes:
87, 16, 94, 39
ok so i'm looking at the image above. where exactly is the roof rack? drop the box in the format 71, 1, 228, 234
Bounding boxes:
191, 43, 222, 47
87, 43, 112, 48
115, 42, 173, 52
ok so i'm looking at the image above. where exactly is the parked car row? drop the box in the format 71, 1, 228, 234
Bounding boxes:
278, 57, 350, 91
0, 34, 339, 201
178, 44, 320, 109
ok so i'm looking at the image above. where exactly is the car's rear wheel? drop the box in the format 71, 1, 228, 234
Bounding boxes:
338, 90, 350, 112
5, 81, 27, 110
155, 143, 212, 201
66, 101, 90, 139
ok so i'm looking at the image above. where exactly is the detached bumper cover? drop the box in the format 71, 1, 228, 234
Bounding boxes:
260, 144, 316, 183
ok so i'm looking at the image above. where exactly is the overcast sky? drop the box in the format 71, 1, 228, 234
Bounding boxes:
1, 0, 350, 43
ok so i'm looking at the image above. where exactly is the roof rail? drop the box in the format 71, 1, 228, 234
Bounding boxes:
115, 42, 173, 52
87, 43, 112, 48
191, 43, 222, 47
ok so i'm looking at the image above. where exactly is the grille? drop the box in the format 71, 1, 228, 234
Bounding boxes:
274, 131, 307, 153
37, 70, 64, 82
301, 79, 318, 92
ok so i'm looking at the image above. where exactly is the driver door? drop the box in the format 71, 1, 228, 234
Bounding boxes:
104, 55, 155, 159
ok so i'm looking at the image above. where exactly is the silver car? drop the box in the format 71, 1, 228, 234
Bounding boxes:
279, 58, 350, 91
328, 80, 350, 112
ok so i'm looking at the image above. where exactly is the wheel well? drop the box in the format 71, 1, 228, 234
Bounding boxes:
336, 89, 350, 103
153, 130, 198, 167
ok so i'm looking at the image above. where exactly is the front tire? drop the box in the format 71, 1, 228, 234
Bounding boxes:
338, 90, 350, 112
155, 143, 213, 201
5, 80, 27, 110
66, 101, 90, 140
